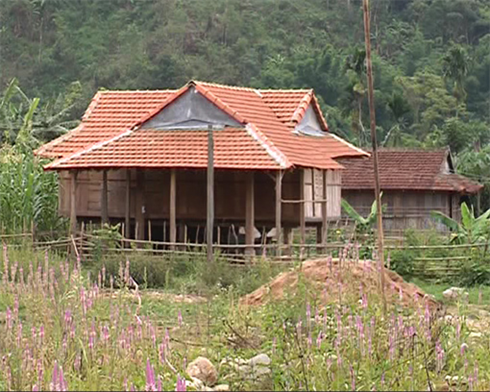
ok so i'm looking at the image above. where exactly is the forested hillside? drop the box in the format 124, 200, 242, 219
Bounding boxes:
1, 0, 489, 205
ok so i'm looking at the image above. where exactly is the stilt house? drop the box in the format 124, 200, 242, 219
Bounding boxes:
36, 80, 368, 253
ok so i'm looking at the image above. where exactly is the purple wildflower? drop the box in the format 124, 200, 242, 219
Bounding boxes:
50, 361, 59, 391
178, 310, 183, 327
146, 359, 156, 391
350, 364, 355, 390
176, 375, 186, 392
316, 331, 323, 349
6, 307, 12, 330
435, 340, 444, 372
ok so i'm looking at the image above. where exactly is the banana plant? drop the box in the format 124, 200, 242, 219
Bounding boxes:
430, 202, 490, 245
341, 194, 383, 235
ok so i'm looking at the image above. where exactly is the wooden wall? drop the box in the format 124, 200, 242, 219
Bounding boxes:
341, 189, 459, 231
58, 168, 304, 225
305, 169, 341, 219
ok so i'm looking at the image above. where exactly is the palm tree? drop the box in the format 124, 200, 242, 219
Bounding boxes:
442, 45, 470, 104
342, 47, 368, 146
382, 92, 411, 147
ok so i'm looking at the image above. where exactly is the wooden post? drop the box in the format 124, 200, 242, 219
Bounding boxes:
69, 170, 78, 235
207, 125, 214, 263
245, 171, 255, 257
299, 169, 306, 258
363, 0, 387, 312
322, 169, 328, 253
169, 169, 176, 250
148, 220, 152, 242
101, 170, 109, 226
275, 170, 282, 256
125, 169, 131, 240
284, 226, 292, 257
135, 170, 145, 241
476, 189, 481, 217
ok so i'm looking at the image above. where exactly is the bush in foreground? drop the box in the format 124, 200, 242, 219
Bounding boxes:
0, 244, 489, 391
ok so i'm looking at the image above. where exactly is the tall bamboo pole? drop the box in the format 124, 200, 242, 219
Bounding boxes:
207, 125, 214, 263
363, 0, 387, 312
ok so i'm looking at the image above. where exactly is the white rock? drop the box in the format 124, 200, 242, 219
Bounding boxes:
248, 353, 271, 367
213, 385, 230, 391
221, 353, 271, 380
443, 287, 468, 301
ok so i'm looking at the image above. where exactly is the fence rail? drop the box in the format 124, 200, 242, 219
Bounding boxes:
1, 230, 488, 281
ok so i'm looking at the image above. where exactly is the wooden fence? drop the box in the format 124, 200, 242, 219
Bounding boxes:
1, 231, 488, 281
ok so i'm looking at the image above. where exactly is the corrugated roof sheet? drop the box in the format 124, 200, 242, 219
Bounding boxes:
339, 149, 483, 194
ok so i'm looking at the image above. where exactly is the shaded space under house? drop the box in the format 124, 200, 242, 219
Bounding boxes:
36, 80, 368, 254
338, 149, 483, 233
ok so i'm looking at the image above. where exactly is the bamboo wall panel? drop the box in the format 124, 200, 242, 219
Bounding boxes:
342, 190, 455, 231
58, 168, 303, 225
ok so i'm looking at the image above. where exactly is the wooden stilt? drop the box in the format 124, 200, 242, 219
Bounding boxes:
316, 225, 322, 254
207, 125, 214, 263
135, 170, 145, 241
245, 171, 255, 257
101, 170, 109, 226
322, 169, 328, 253
121, 222, 125, 247
125, 169, 131, 240
299, 169, 306, 259
275, 170, 283, 257
70, 171, 78, 235
170, 169, 176, 250
284, 226, 292, 257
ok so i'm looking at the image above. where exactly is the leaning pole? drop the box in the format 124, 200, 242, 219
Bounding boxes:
362, 0, 387, 312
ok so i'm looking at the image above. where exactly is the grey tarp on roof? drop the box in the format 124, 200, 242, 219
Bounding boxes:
141, 86, 243, 130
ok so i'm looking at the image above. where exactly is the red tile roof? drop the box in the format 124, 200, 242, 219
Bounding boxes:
36, 90, 175, 159
338, 149, 483, 194
39, 81, 368, 171
45, 128, 286, 170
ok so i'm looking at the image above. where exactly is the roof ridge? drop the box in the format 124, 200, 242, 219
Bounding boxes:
327, 133, 370, 158
45, 129, 134, 170
245, 123, 291, 169
96, 89, 178, 93
290, 90, 313, 124
258, 88, 312, 92
192, 80, 256, 91
35, 124, 83, 157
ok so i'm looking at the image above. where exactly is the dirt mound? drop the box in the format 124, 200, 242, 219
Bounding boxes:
240, 258, 439, 310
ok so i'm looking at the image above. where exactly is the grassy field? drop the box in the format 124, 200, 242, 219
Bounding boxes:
1, 245, 489, 391
413, 278, 490, 305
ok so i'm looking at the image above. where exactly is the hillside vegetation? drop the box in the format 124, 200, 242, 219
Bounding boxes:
0, 0, 489, 209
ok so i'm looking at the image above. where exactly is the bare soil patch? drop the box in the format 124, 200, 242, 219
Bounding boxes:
240, 258, 440, 310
